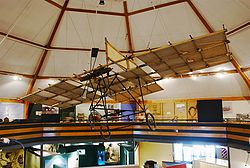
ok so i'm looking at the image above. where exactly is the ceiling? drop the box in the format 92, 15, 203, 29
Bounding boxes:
0, 0, 249, 100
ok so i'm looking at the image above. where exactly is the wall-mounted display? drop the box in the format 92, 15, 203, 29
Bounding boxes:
175, 101, 187, 120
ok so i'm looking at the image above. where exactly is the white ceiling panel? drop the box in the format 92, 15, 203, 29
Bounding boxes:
39, 50, 106, 76
192, 0, 250, 31
127, 0, 178, 12
0, 39, 43, 74
145, 73, 250, 99
0, 0, 60, 45
0, 75, 30, 98
130, 2, 207, 50
0, 0, 29, 32
53, 12, 128, 51
228, 28, 250, 66
53, 0, 65, 6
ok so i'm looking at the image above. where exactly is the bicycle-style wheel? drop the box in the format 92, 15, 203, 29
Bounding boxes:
100, 123, 111, 140
146, 113, 156, 131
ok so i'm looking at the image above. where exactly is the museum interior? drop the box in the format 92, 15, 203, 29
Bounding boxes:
0, 0, 250, 168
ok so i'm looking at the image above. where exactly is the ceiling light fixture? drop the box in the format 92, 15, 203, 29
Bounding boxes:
99, 0, 105, 5
191, 75, 198, 80
12, 75, 22, 81
216, 72, 226, 78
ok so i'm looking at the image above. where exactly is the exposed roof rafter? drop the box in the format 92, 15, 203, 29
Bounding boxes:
231, 57, 250, 89
66, 7, 124, 16
0, 31, 46, 49
2, 67, 250, 80
186, 0, 250, 90
27, 0, 70, 95
123, 1, 133, 53
128, 0, 186, 16
49, 46, 129, 53
0, 70, 34, 78
45, 0, 62, 9
186, 0, 214, 33
227, 21, 250, 36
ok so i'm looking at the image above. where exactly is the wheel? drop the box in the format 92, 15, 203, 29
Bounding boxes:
146, 113, 156, 131
100, 123, 111, 140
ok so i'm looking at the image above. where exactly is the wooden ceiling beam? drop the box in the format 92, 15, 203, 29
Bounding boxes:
186, 0, 250, 90
66, 8, 124, 16
49, 46, 128, 53
186, 0, 214, 33
243, 67, 250, 72
227, 21, 250, 36
0, 31, 45, 49
27, 0, 69, 95
0, 70, 34, 78
45, 0, 62, 9
25, 0, 69, 118
231, 57, 250, 89
128, 0, 186, 16
49, 46, 105, 52
123, 1, 133, 53
1, 21, 248, 54
1, 66, 250, 80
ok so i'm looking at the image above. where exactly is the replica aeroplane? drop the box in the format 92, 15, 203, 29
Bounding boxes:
21, 29, 231, 139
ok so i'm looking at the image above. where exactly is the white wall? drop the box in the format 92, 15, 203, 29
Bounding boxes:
138, 142, 173, 167
223, 100, 250, 119
145, 74, 250, 99
230, 147, 250, 168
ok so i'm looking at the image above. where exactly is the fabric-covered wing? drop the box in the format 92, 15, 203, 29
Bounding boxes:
136, 30, 230, 78
21, 79, 89, 109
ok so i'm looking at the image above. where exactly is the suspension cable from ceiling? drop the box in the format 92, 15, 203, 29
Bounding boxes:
68, 13, 86, 48
31, 10, 58, 44
147, 1, 160, 49
114, 14, 124, 50
81, 0, 98, 70
157, 9, 171, 42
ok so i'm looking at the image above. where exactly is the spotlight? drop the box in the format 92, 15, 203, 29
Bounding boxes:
216, 72, 226, 78
191, 75, 198, 80
99, 0, 105, 5
12, 75, 22, 81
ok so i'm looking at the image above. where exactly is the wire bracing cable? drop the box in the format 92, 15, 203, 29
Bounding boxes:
146, 1, 160, 49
